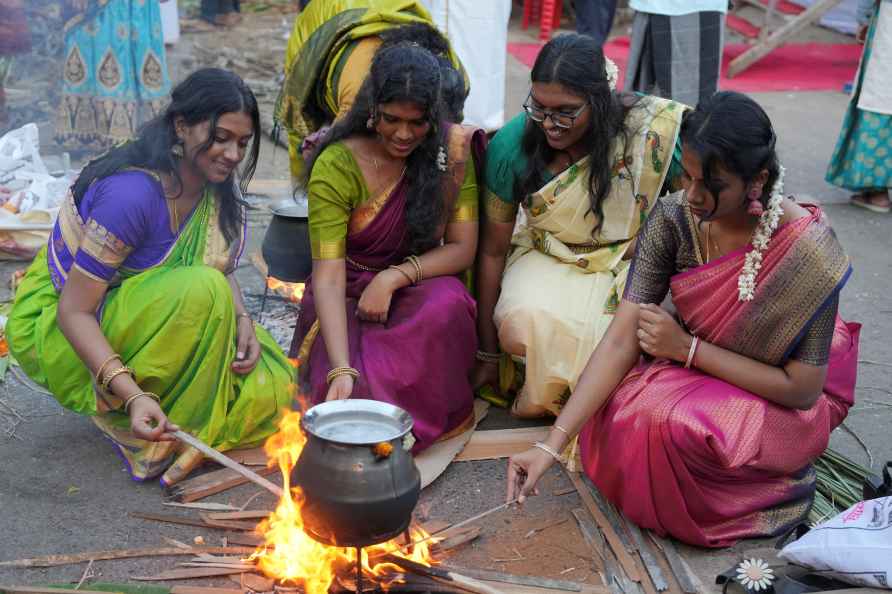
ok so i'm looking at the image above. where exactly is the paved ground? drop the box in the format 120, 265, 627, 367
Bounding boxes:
1, 7, 890, 593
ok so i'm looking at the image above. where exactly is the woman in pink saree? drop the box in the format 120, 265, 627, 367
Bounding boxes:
506, 92, 859, 547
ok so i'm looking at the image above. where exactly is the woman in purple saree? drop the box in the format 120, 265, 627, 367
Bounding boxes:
290, 44, 484, 452
505, 92, 860, 547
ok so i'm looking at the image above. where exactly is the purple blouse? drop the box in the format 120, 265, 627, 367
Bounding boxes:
48, 171, 200, 290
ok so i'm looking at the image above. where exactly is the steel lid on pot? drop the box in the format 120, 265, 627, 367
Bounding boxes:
302, 399, 413, 445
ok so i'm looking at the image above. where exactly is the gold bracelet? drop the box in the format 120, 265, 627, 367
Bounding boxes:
553, 424, 570, 437
94, 354, 122, 384
533, 441, 563, 462
124, 391, 160, 414
326, 366, 360, 384
101, 366, 134, 393
388, 265, 416, 285
237, 312, 251, 321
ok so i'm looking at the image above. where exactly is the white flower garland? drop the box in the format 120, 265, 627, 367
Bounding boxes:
737, 165, 785, 301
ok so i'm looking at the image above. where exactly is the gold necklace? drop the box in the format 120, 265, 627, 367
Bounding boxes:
705, 221, 722, 262
167, 198, 180, 232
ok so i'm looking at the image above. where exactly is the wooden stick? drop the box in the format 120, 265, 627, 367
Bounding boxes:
571, 508, 626, 594
198, 512, 259, 531
165, 463, 278, 503
379, 554, 504, 594
206, 510, 272, 521
0, 546, 255, 568
132, 567, 250, 581
648, 534, 698, 594
625, 524, 669, 591
171, 587, 244, 594
438, 565, 588, 592
130, 511, 222, 530
0, 588, 113, 594
174, 430, 283, 497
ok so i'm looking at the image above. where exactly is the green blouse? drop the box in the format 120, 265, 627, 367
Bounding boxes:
483, 111, 684, 222
308, 142, 479, 259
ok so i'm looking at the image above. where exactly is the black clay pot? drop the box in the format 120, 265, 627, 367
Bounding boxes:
261, 203, 312, 283
292, 399, 421, 548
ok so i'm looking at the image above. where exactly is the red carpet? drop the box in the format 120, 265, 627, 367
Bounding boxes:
507, 37, 862, 93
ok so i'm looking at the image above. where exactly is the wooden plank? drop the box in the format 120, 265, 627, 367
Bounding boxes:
130, 511, 218, 530
567, 472, 643, 583
572, 508, 626, 594
171, 587, 245, 594
0, 546, 255, 568
199, 512, 260, 531
625, 523, 669, 591
455, 427, 551, 461
582, 474, 636, 555
431, 525, 481, 553
228, 573, 275, 592
207, 510, 272, 521
132, 567, 248, 581
225, 447, 269, 467
727, 0, 843, 77
165, 464, 278, 502
648, 534, 698, 594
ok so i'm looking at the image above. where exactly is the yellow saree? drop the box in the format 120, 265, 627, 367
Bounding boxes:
486, 96, 685, 418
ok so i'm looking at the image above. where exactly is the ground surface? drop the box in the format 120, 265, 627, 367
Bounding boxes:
1, 3, 890, 592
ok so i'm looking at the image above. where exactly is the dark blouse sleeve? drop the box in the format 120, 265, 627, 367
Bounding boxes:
623, 199, 680, 304
73, 172, 159, 282
790, 293, 839, 366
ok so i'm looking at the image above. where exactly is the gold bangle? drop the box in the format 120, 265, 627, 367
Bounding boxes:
475, 350, 501, 363
405, 255, 423, 283
124, 391, 160, 413
237, 312, 251, 321
553, 425, 570, 436
388, 265, 415, 285
94, 354, 122, 384
326, 366, 360, 384
532, 441, 563, 462
101, 366, 134, 393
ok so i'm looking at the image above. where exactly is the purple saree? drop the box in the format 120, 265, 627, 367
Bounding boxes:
291, 177, 477, 453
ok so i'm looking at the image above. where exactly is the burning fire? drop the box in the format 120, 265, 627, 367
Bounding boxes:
251, 411, 438, 593
267, 276, 305, 302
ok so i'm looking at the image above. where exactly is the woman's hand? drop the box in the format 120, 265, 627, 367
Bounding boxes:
471, 360, 500, 391
636, 303, 692, 362
506, 447, 557, 504
325, 374, 354, 401
129, 397, 179, 441
232, 316, 261, 374
357, 270, 399, 323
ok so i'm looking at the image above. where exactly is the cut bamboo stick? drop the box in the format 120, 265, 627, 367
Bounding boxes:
174, 430, 283, 497
0, 546, 255, 568
165, 464, 278, 503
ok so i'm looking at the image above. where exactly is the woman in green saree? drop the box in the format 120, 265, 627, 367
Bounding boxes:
7, 69, 294, 487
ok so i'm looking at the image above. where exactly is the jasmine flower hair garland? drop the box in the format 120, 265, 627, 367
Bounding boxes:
738, 165, 785, 301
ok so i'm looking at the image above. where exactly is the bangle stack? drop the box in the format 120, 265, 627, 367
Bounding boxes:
237, 312, 251, 322
475, 349, 501, 364
404, 255, 423, 284
532, 441, 563, 463
124, 391, 161, 413
388, 265, 416, 285
684, 336, 700, 369
327, 366, 360, 384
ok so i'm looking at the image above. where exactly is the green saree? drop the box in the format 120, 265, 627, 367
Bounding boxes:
8, 191, 294, 486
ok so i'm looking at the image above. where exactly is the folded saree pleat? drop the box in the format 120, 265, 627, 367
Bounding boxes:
579, 208, 858, 547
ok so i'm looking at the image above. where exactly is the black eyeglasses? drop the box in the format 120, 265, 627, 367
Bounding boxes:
522, 92, 588, 130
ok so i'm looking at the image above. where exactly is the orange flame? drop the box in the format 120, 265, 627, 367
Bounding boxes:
267, 277, 305, 303
251, 411, 438, 593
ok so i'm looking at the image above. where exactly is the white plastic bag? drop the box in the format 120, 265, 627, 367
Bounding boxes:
779, 496, 892, 589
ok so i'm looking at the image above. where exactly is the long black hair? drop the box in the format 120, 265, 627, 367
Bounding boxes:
71, 68, 260, 243
680, 91, 780, 218
307, 43, 447, 253
517, 34, 636, 233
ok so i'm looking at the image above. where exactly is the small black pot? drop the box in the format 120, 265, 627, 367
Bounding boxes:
261, 203, 312, 283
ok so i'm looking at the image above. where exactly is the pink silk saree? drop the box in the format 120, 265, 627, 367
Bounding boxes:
579, 206, 859, 547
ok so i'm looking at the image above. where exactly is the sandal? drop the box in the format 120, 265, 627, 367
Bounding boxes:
850, 192, 891, 214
